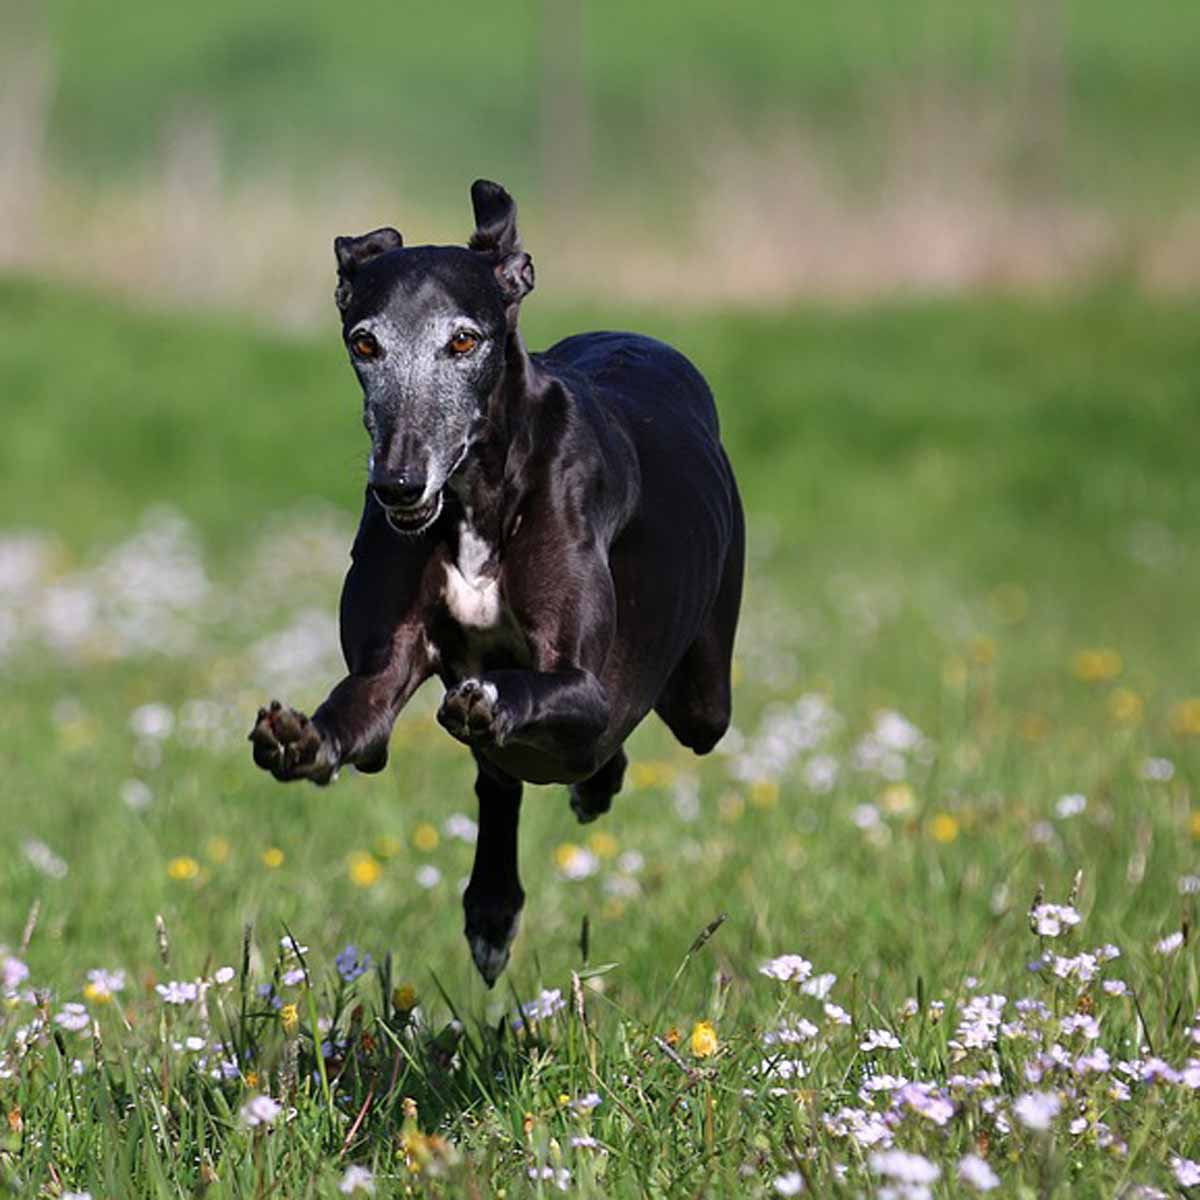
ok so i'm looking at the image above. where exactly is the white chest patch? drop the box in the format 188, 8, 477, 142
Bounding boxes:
443, 522, 502, 629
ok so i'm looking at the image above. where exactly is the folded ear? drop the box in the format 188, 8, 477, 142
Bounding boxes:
333, 227, 403, 311
468, 179, 534, 308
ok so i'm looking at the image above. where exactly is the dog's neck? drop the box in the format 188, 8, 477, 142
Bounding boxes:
449, 329, 542, 544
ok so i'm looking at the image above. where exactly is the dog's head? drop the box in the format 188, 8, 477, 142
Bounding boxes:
333, 180, 535, 534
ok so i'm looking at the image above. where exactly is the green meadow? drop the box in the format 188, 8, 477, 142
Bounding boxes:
3, 280, 1200, 1195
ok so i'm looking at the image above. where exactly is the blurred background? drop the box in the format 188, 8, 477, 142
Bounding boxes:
2, 0, 1200, 1006
3, 0, 1200, 324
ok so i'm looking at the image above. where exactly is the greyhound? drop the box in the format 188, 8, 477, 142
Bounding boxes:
249, 180, 743, 984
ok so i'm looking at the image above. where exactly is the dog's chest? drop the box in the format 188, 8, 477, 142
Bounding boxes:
443, 522, 502, 629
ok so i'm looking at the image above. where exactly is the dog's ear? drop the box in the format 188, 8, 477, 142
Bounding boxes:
468, 179, 534, 308
333, 227, 403, 311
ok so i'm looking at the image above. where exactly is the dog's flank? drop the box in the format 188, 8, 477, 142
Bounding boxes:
249, 179, 744, 984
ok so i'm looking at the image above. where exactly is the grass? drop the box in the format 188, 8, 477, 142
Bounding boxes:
3, 278, 1200, 1194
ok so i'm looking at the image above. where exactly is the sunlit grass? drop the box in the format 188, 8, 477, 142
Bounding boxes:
3, 283, 1200, 1194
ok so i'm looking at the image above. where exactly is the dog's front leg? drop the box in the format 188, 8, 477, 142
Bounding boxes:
463, 753, 524, 985
250, 629, 429, 785
438, 668, 609, 777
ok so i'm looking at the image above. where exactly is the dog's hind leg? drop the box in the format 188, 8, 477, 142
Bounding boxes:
463, 753, 524, 986
654, 492, 744, 756
569, 746, 627, 824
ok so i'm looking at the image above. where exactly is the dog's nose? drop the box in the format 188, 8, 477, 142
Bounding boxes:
371, 478, 427, 509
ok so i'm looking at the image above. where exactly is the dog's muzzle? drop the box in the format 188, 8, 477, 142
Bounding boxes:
375, 490, 443, 535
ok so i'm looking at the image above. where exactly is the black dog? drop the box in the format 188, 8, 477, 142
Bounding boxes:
250, 180, 743, 983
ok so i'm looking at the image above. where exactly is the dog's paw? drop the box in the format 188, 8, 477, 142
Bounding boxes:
248, 701, 335, 784
463, 888, 524, 987
437, 678, 513, 747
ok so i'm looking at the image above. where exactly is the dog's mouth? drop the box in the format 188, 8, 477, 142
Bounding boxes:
382, 492, 443, 535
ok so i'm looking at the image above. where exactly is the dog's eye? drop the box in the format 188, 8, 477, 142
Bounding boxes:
448, 330, 479, 356
350, 331, 380, 359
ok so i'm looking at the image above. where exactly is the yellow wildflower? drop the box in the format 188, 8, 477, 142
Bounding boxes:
629, 760, 676, 789
1190, 812, 1200, 840
393, 983, 418, 1013
1072, 649, 1122, 683
930, 813, 960, 844
411, 823, 439, 852
280, 1003, 299, 1035
586, 830, 619, 859
244, 1071, 258, 1088
664, 1026, 680, 1047
206, 836, 231, 864
719, 792, 745, 823
1108, 688, 1143, 725
749, 779, 779, 809
348, 851, 381, 888
82, 982, 110, 1004
1171, 699, 1200, 737
881, 783, 915, 815
690, 1020, 718, 1059
969, 636, 997, 666
166, 856, 199, 881
374, 834, 403, 859
261, 847, 284, 869
942, 657, 968, 690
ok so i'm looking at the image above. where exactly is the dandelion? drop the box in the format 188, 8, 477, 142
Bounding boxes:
335, 945, 372, 984
348, 852, 381, 888
240, 1093, 282, 1127
773, 1172, 805, 1195
958, 1155, 1000, 1191
411, 822, 439, 852
167, 856, 200, 881
750, 779, 779, 808
206, 836, 231, 863
930, 813, 960, 843
690, 1020, 718, 1058
261, 847, 284, 869
1072, 649, 1121, 683
1156, 931, 1184, 955
1013, 1091, 1060, 1131
339, 1165, 376, 1195
1108, 688, 1142, 723
760, 954, 813, 983
630, 760, 676, 789
587, 829, 619, 857
393, 983, 418, 1013
1171, 699, 1200, 736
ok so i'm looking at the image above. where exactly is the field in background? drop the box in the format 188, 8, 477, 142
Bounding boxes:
2, 282, 1200, 1193
4, 0, 1200, 313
